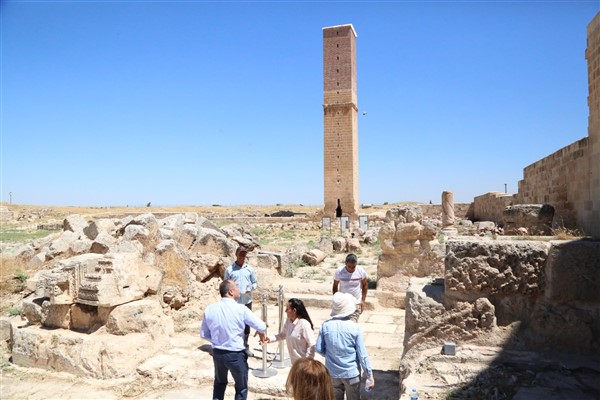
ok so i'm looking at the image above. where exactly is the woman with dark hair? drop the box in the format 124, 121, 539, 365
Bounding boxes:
260, 298, 316, 363
286, 358, 334, 400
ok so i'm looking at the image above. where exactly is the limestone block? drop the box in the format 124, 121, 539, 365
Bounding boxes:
27, 252, 47, 267
545, 240, 600, 303
0, 318, 11, 341
123, 225, 149, 242
158, 214, 185, 230
48, 230, 78, 257
63, 214, 87, 234
83, 219, 116, 240
158, 228, 173, 240
183, 212, 199, 224
70, 239, 92, 255
111, 239, 143, 254
385, 206, 422, 224
190, 254, 223, 282
105, 299, 174, 339
233, 235, 258, 251
1, 243, 36, 259
90, 232, 115, 254
394, 222, 423, 241
71, 304, 112, 333
302, 249, 326, 266
41, 302, 71, 329
22, 297, 45, 324
346, 238, 361, 251
503, 204, 554, 235
332, 237, 346, 252
130, 213, 158, 233
315, 236, 333, 253
189, 228, 235, 258
11, 325, 168, 378
363, 229, 378, 244
445, 238, 549, 299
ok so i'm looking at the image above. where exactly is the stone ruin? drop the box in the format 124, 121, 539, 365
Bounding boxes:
400, 236, 600, 398
5, 212, 277, 378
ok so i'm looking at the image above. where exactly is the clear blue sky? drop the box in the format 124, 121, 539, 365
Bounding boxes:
2, 1, 598, 207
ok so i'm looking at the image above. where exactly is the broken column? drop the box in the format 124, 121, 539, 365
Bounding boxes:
442, 191, 458, 236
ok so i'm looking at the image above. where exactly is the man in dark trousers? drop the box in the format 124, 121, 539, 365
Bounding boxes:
201, 279, 267, 400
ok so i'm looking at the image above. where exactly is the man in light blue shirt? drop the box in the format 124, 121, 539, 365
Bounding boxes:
224, 246, 258, 355
316, 292, 375, 400
201, 279, 266, 400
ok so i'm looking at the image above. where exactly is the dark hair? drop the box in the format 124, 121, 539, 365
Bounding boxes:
345, 253, 358, 264
288, 298, 314, 330
286, 358, 334, 400
219, 280, 234, 297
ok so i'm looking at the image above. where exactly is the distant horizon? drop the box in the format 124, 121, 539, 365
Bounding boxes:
3, 2, 598, 206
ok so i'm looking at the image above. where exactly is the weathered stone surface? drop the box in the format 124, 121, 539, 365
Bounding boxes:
90, 232, 115, 254
22, 297, 45, 324
83, 219, 117, 240
41, 301, 71, 329
111, 239, 143, 254
545, 240, 600, 304
445, 238, 549, 299
122, 225, 149, 242
190, 254, 223, 282
503, 204, 555, 235
48, 230, 78, 257
29, 253, 162, 308
105, 299, 174, 339
332, 237, 346, 252
189, 228, 235, 258
70, 304, 112, 333
27, 252, 47, 267
346, 238, 361, 251
70, 239, 92, 255
302, 249, 326, 266
63, 214, 87, 234
11, 325, 167, 378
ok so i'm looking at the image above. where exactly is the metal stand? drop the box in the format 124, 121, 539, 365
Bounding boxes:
272, 285, 291, 369
252, 294, 277, 378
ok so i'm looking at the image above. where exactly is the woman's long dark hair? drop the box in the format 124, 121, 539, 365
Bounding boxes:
288, 298, 314, 330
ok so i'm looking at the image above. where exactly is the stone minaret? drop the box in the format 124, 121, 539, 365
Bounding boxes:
323, 24, 359, 218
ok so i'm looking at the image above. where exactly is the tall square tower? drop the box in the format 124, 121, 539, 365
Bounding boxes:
323, 24, 359, 218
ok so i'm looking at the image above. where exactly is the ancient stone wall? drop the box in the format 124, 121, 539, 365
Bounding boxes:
582, 14, 600, 237
444, 238, 600, 354
472, 192, 514, 223
514, 13, 600, 237
323, 24, 359, 218
515, 138, 588, 229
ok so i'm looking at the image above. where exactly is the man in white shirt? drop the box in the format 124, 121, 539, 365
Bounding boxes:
332, 253, 368, 322
201, 280, 266, 400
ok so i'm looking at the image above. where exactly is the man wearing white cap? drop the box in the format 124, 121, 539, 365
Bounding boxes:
316, 292, 375, 400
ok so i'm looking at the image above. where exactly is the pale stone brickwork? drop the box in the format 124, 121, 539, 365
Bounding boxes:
472, 192, 514, 223
583, 14, 600, 237
515, 13, 600, 237
323, 24, 359, 218
515, 138, 588, 229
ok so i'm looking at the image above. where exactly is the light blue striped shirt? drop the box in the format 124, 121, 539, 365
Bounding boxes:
316, 317, 373, 379
224, 262, 257, 305
200, 298, 266, 351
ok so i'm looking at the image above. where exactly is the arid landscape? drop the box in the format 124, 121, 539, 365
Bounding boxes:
1, 201, 598, 400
